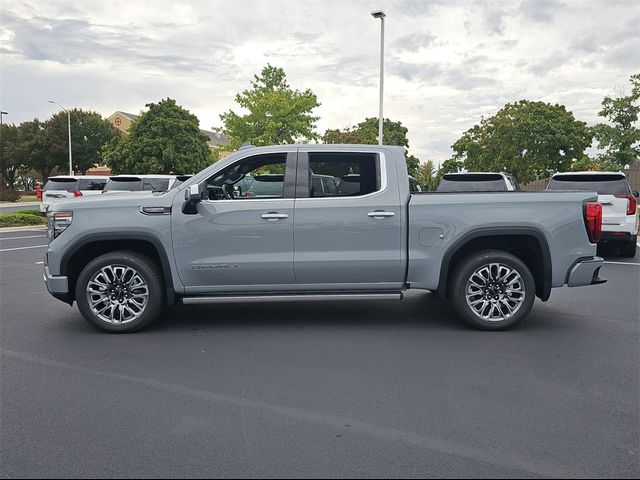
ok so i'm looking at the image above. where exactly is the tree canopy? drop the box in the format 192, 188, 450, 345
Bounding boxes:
104, 98, 211, 175
43, 109, 120, 175
593, 73, 640, 169
219, 65, 321, 149
450, 100, 592, 183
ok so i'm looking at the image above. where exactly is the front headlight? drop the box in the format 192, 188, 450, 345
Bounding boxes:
47, 211, 73, 241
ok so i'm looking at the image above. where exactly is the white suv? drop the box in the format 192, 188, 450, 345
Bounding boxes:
40, 176, 108, 212
547, 171, 639, 257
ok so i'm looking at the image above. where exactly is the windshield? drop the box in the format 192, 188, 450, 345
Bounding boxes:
246, 175, 284, 197
547, 175, 630, 195
78, 179, 107, 191
437, 174, 507, 192
104, 178, 171, 192
44, 178, 78, 191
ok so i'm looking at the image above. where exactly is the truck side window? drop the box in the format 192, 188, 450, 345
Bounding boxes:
204, 153, 287, 200
308, 152, 379, 197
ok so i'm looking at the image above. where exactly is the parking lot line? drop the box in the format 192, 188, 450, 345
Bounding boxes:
0, 235, 47, 241
0, 245, 48, 252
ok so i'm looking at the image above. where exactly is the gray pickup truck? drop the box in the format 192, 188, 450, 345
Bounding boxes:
44, 144, 606, 333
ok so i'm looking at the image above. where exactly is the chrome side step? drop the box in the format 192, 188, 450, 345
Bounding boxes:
181, 292, 403, 305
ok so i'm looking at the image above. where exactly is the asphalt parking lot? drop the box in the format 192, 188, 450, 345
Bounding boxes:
1, 229, 639, 478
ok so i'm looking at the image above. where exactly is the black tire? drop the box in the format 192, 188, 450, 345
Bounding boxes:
450, 250, 536, 330
620, 238, 637, 258
75, 251, 165, 333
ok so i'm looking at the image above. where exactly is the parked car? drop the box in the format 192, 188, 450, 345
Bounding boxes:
40, 176, 108, 212
44, 145, 605, 333
547, 171, 638, 257
102, 175, 182, 194
437, 172, 519, 192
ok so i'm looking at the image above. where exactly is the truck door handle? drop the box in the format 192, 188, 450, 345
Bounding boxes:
368, 211, 395, 218
261, 212, 289, 221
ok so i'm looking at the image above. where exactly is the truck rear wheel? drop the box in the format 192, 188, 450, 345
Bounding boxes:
75, 251, 164, 333
450, 250, 535, 330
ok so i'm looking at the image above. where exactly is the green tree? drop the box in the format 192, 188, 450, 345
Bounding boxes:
451, 100, 592, 183
42, 110, 120, 175
593, 73, 640, 168
415, 160, 438, 191
18, 119, 53, 182
322, 117, 419, 175
104, 98, 211, 175
0, 124, 23, 189
220, 64, 321, 149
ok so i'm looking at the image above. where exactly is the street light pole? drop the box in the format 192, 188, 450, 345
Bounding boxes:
372, 10, 386, 145
48, 101, 73, 175
0, 111, 7, 187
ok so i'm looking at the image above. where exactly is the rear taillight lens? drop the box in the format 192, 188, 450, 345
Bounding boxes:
68, 189, 83, 197
614, 194, 637, 215
584, 202, 602, 243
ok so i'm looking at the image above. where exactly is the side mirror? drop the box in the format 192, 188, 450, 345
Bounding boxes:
633, 191, 639, 198
182, 184, 202, 214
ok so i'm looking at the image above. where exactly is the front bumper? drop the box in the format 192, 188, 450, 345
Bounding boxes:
567, 256, 606, 287
43, 264, 72, 304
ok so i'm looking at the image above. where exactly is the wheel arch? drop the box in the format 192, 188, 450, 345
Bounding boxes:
438, 227, 552, 301
60, 233, 175, 305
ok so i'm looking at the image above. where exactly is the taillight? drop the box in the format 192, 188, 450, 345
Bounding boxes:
584, 202, 602, 243
68, 189, 83, 197
614, 194, 637, 215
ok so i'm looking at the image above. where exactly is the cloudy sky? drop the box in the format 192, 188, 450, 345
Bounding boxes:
1, 0, 638, 162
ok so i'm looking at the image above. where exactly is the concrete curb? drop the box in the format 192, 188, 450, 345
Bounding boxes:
0, 225, 47, 233
0, 202, 41, 208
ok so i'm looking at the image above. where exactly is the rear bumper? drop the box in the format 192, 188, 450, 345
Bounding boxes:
599, 231, 636, 243
43, 265, 71, 304
567, 256, 606, 287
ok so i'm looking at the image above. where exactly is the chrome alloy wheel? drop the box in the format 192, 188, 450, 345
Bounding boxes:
86, 265, 149, 325
465, 263, 526, 322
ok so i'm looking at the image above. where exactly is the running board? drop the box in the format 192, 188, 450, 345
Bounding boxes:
181, 292, 403, 305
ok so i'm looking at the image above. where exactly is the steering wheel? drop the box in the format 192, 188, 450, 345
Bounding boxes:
222, 183, 234, 200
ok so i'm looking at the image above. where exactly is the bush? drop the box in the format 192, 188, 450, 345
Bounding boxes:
15, 209, 43, 216
0, 213, 46, 228
0, 185, 22, 202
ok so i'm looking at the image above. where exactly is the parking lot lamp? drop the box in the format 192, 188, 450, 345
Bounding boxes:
48, 101, 73, 175
371, 10, 386, 145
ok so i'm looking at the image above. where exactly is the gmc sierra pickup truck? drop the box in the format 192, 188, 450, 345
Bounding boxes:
44, 144, 606, 333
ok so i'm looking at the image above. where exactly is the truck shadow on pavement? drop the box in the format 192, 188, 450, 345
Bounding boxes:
141, 291, 565, 334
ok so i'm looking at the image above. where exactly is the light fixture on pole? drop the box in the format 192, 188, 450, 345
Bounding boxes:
371, 10, 386, 145
48, 101, 73, 175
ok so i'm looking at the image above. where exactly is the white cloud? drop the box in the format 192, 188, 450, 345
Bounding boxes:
0, 0, 638, 164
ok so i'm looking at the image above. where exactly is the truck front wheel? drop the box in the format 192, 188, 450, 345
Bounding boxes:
75, 251, 165, 333
450, 250, 536, 330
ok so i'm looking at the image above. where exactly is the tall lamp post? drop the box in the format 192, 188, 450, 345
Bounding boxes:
48, 101, 73, 175
0, 111, 7, 187
371, 10, 386, 145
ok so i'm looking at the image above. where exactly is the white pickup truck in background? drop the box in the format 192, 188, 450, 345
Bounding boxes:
547, 171, 639, 257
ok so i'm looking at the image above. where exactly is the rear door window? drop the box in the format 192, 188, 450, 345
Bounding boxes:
308, 152, 379, 197
547, 175, 630, 195
44, 178, 78, 191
